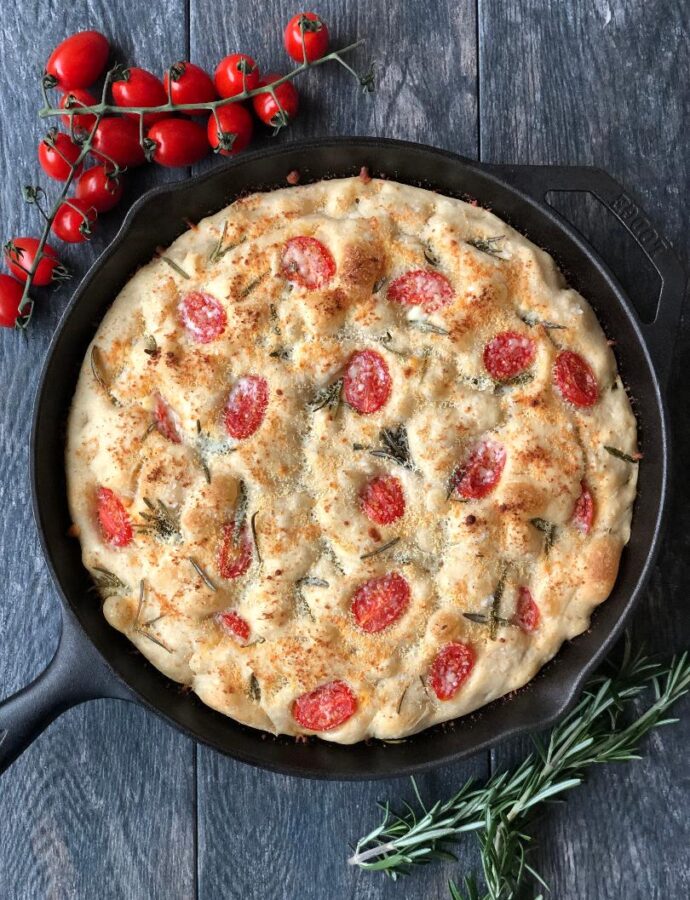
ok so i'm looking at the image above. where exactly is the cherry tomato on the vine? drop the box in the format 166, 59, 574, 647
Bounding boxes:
214, 53, 261, 98
52, 199, 98, 243
91, 117, 146, 168
146, 119, 210, 167
4, 237, 63, 286
112, 67, 168, 125
60, 89, 98, 131
45, 31, 110, 90
252, 73, 299, 130
0, 275, 25, 328
207, 104, 253, 156
163, 62, 216, 115
38, 132, 83, 181
75, 165, 124, 213
284, 12, 330, 63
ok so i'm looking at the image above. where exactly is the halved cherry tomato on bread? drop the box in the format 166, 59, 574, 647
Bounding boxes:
224, 375, 269, 439
45, 31, 110, 90
75, 165, 124, 213
352, 572, 410, 633
284, 12, 330, 63
91, 117, 146, 168
52, 199, 97, 243
178, 291, 227, 342
0, 275, 25, 328
215, 609, 250, 643
38, 132, 83, 181
252, 73, 299, 129
428, 641, 475, 700
112, 67, 167, 125
207, 104, 253, 156
97, 487, 132, 547
553, 350, 598, 408
515, 587, 540, 633
451, 438, 506, 500
572, 480, 595, 534
360, 475, 405, 525
4, 238, 62, 286
163, 62, 217, 115
387, 269, 454, 313
154, 396, 182, 443
343, 350, 391, 415
281, 236, 335, 289
292, 680, 357, 731
60, 89, 98, 131
146, 118, 209, 167
218, 521, 253, 579
484, 331, 536, 381
214, 53, 260, 97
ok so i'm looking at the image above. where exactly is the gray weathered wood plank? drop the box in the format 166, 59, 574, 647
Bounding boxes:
0, 5, 197, 899
189, 2, 483, 898
480, 1, 690, 897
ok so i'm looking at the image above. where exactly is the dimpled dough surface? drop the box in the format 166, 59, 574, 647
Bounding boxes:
66, 176, 638, 744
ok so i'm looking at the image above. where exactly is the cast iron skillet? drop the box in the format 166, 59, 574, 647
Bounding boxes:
0, 138, 685, 780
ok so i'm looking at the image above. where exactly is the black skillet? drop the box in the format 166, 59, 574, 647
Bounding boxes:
0, 138, 685, 779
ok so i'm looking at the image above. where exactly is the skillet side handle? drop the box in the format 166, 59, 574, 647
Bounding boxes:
0, 607, 131, 775
495, 164, 687, 389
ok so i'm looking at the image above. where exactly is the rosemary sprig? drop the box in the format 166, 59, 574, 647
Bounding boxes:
250, 511, 262, 564
349, 640, 690, 899
604, 445, 641, 464
467, 236, 506, 258
367, 424, 414, 469
158, 255, 190, 279
310, 378, 343, 414
91, 566, 129, 595
90, 345, 121, 407
518, 311, 566, 330
137, 497, 181, 541
248, 673, 261, 702
529, 517, 557, 554
407, 319, 449, 336
360, 537, 401, 560
188, 557, 217, 592
233, 480, 248, 544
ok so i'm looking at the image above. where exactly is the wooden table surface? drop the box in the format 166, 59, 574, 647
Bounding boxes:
1, 2, 688, 897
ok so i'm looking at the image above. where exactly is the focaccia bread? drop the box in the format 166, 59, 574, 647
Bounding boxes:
66, 176, 639, 744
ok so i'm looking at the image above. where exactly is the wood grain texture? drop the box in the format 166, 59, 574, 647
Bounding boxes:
480, 1, 690, 897
0, 0, 688, 898
0, 4, 196, 899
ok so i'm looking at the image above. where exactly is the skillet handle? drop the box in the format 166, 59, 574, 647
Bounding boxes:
0, 606, 131, 775
495, 164, 686, 388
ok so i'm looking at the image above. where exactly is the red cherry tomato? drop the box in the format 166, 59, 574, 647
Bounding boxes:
292, 681, 357, 731
451, 438, 506, 500
281, 236, 335, 289
112, 67, 167, 125
0, 275, 25, 328
215, 609, 250, 643
214, 53, 260, 97
154, 396, 182, 443
343, 350, 392, 415
572, 480, 595, 534
351, 572, 410, 633
52, 198, 97, 243
207, 104, 253, 156
4, 238, 62, 286
146, 118, 209, 167
428, 642, 476, 700
38, 132, 83, 181
252, 73, 299, 129
284, 12, 330, 63
484, 331, 536, 381
45, 31, 110, 90
163, 62, 216, 115
515, 587, 540, 633
75, 165, 124, 213
224, 375, 269, 439
218, 521, 253, 579
178, 291, 227, 343
91, 117, 146, 168
60, 89, 98, 131
553, 350, 599, 408
387, 269, 454, 313
97, 486, 133, 547
360, 475, 405, 525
